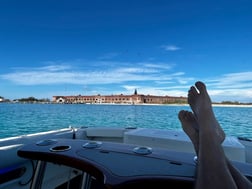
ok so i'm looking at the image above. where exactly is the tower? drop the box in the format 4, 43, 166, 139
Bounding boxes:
134, 89, 137, 95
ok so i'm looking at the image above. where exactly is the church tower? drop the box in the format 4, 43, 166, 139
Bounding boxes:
134, 89, 137, 95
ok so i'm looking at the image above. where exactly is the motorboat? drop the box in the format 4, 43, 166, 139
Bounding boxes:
0, 126, 252, 189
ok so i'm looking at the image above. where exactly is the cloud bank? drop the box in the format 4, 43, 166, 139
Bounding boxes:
1, 62, 252, 102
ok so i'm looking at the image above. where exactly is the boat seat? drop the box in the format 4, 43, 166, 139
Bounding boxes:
124, 128, 195, 153
222, 137, 246, 162
86, 127, 126, 138
124, 128, 246, 162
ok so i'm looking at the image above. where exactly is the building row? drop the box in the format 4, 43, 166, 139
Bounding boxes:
52, 92, 187, 105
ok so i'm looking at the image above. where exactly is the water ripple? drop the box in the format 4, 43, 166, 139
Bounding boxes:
0, 104, 251, 139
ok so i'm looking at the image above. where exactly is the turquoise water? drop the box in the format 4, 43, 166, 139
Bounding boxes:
0, 103, 252, 139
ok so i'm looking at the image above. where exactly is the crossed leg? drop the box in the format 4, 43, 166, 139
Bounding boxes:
178, 110, 252, 189
179, 81, 252, 189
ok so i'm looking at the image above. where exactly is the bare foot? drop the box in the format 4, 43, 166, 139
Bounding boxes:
188, 81, 225, 143
179, 109, 252, 188
178, 110, 199, 154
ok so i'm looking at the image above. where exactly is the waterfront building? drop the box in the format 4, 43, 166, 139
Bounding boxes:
52, 91, 187, 104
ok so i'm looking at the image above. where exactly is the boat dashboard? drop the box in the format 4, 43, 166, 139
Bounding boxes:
17, 138, 196, 189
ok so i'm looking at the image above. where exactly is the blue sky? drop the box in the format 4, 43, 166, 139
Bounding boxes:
1, 0, 252, 102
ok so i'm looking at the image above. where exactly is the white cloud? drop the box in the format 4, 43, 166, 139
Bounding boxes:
143, 63, 174, 70
199, 71, 252, 102
206, 71, 252, 89
133, 86, 187, 97
40, 65, 71, 71
123, 85, 140, 91
115, 67, 158, 74
0, 62, 176, 85
161, 45, 181, 51
207, 88, 252, 103
2, 62, 252, 102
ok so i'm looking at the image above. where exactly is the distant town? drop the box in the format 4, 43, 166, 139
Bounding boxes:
52, 89, 187, 104
1, 90, 252, 105
0, 89, 187, 105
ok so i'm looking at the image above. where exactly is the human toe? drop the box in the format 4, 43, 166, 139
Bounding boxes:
195, 81, 207, 93
178, 110, 186, 120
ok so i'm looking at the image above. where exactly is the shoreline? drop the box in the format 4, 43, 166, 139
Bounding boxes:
212, 104, 252, 108
1, 102, 252, 107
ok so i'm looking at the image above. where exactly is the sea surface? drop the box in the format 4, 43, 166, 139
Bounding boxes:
0, 103, 252, 139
